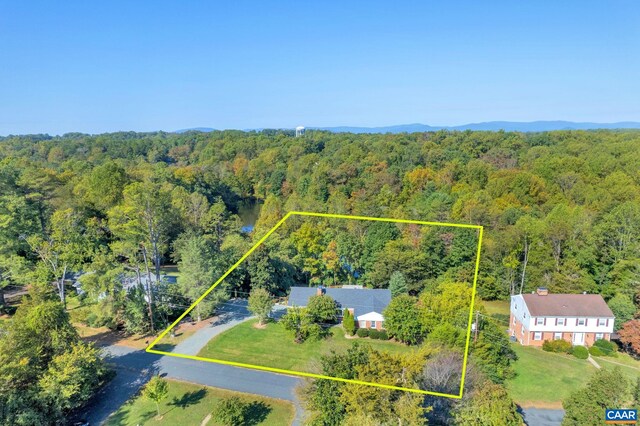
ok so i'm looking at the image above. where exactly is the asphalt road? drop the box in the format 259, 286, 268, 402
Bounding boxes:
79, 300, 304, 426
520, 408, 565, 426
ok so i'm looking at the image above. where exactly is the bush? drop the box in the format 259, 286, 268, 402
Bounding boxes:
589, 346, 605, 357
377, 330, 388, 340
369, 330, 380, 339
593, 339, 617, 356
542, 339, 572, 354
214, 397, 249, 426
572, 345, 589, 359
356, 328, 369, 338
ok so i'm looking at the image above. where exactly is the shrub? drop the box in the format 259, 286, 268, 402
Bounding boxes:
589, 346, 605, 357
377, 330, 388, 340
542, 339, 572, 354
356, 328, 369, 338
593, 339, 617, 356
343, 309, 355, 335
572, 345, 589, 359
369, 330, 379, 339
214, 397, 249, 426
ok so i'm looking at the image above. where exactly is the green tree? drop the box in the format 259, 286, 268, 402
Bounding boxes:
388, 271, 408, 297
453, 381, 521, 425
307, 294, 337, 324
472, 321, 517, 383
291, 222, 324, 284
143, 376, 169, 418
176, 233, 224, 322
248, 288, 274, 325
608, 293, 637, 330
382, 294, 425, 345
26, 208, 91, 306
343, 309, 355, 335
214, 396, 250, 426
281, 307, 322, 343
562, 368, 629, 426
109, 180, 177, 331
39, 342, 108, 411
420, 281, 472, 332
322, 240, 340, 284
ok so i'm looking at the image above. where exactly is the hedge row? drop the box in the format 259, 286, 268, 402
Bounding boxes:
355, 328, 389, 340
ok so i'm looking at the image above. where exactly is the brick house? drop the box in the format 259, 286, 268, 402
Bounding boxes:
287, 286, 391, 330
509, 288, 615, 347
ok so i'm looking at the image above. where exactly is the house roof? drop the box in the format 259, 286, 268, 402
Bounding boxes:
287, 287, 392, 319
521, 293, 614, 318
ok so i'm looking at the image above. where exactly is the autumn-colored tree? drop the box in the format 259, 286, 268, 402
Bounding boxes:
618, 320, 640, 355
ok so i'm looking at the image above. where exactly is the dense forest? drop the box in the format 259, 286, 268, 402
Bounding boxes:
1, 129, 640, 423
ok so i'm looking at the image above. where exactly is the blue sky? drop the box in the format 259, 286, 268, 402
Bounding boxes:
1, 1, 638, 135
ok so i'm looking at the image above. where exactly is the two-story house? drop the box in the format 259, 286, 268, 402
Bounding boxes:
509, 288, 615, 347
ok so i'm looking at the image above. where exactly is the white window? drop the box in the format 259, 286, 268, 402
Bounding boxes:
370, 321, 377, 329
521, 327, 524, 335
534, 332, 542, 341
535, 317, 544, 325
513, 317, 516, 325
359, 320, 366, 328
597, 318, 606, 326
595, 333, 604, 340
524, 312, 527, 319
578, 318, 585, 326
557, 318, 566, 326
554, 332, 563, 340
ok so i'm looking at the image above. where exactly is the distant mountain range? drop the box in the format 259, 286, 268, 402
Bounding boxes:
175, 121, 640, 134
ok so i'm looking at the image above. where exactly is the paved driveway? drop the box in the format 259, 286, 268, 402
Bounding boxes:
80, 301, 303, 425
520, 407, 565, 426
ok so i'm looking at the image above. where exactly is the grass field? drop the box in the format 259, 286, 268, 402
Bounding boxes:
507, 344, 596, 407
105, 379, 294, 426
479, 299, 510, 316
198, 320, 414, 372
596, 352, 640, 381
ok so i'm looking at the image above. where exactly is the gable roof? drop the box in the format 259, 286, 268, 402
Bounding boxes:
287, 287, 392, 319
521, 293, 614, 317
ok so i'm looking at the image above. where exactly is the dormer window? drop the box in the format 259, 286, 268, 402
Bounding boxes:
557, 318, 566, 326
578, 318, 585, 326
597, 318, 606, 326
535, 318, 544, 325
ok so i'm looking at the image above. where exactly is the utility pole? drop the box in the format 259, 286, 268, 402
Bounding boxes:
474, 311, 480, 344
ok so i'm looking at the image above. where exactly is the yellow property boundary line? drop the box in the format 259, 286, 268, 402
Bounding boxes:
147, 211, 484, 399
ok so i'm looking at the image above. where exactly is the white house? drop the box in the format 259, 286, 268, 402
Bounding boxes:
509, 288, 615, 346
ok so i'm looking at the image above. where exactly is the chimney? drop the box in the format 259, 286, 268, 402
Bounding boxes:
536, 287, 548, 296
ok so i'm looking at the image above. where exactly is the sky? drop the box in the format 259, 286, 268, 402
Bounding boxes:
1, 1, 639, 135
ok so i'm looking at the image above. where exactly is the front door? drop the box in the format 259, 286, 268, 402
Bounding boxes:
572, 332, 584, 345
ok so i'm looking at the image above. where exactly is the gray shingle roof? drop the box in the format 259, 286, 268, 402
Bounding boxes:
287, 287, 391, 318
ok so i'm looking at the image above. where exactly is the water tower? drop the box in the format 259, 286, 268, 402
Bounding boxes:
295, 126, 305, 137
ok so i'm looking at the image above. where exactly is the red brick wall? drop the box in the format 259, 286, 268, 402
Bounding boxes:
361, 320, 383, 330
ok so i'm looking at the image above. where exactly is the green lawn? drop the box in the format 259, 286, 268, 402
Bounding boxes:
105, 379, 294, 426
198, 320, 414, 372
507, 344, 596, 407
596, 352, 640, 381
479, 299, 510, 316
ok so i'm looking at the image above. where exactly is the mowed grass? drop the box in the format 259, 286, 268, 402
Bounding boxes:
198, 320, 414, 372
596, 352, 640, 381
507, 344, 596, 407
105, 379, 294, 426
479, 299, 510, 316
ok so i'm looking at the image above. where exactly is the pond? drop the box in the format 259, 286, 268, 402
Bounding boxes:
237, 199, 262, 233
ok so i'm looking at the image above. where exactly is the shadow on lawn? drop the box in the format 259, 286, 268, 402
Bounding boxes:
169, 388, 208, 410
244, 400, 272, 425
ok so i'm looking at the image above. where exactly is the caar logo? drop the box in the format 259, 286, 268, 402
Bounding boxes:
606, 409, 637, 424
